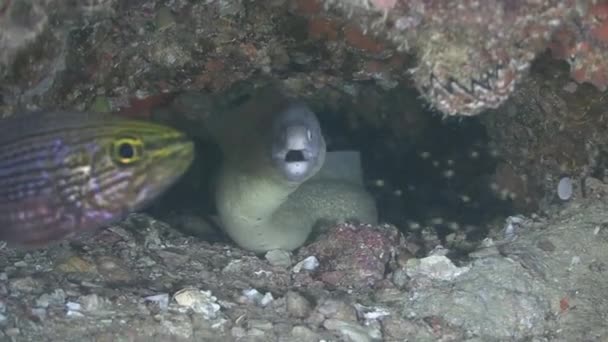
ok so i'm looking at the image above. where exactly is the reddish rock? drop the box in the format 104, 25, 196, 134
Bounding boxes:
297, 223, 405, 290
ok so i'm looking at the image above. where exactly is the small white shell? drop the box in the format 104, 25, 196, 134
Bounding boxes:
557, 177, 573, 201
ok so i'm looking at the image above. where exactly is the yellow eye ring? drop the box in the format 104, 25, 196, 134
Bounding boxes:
112, 137, 143, 165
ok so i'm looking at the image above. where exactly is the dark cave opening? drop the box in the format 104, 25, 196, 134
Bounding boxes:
316, 97, 515, 252
148, 87, 516, 253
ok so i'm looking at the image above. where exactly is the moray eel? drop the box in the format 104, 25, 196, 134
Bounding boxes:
0, 111, 194, 248
209, 86, 378, 253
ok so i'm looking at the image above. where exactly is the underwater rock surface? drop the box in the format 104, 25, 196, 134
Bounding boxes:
0, 1, 608, 341
0, 192, 606, 340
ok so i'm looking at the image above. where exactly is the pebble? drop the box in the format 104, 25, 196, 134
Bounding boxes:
291, 325, 320, 342
65, 302, 83, 317
557, 177, 573, 200
247, 328, 265, 336
56, 256, 96, 273
292, 256, 319, 273
405, 255, 470, 281
35, 289, 66, 308
158, 316, 194, 339
173, 288, 221, 319
286, 291, 312, 318
241, 288, 274, 307
265, 249, 292, 267
4, 327, 19, 337
31, 308, 47, 320
248, 319, 273, 331
13, 261, 27, 268
391, 269, 409, 288
316, 299, 357, 322
354, 303, 390, 321
9, 276, 40, 294
79, 294, 105, 312
96, 256, 132, 282
323, 319, 380, 342
536, 238, 556, 252
144, 293, 170, 311
231, 326, 246, 338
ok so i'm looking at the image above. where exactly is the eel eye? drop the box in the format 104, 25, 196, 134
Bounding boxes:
112, 137, 143, 165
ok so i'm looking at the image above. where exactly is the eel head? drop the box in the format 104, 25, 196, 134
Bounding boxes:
270, 102, 326, 184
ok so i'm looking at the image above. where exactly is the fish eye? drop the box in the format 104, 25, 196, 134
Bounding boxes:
119, 142, 134, 159
112, 138, 143, 165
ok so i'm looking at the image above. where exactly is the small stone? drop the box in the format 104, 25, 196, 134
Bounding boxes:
323, 319, 377, 342
405, 255, 470, 281
79, 294, 105, 312
354, 303, 390, 321
158, 316, 194, 339
240, 288, 274, 307
231, 326, 246, 338
391, 269, 408, 288
65, 301, 83, 317
13, 261, 27, 268
536, 238, 556, 252
144, 293, 170, 311
292, 256, 319, 273
286, 291, 312, 318
265, 249, 292, 267
291, 325, 320, 342
248, 319, 273, 330
557, 177, 573, 200
35, 289, 66, 308
65, 302, 82, 311
316, 299, 357, 322
9, 276, 40, 294
56, 256, 96, 273
156, 249, 190, 269
173, 288, 220, 319
246, 328, 265, 336
155, 7, 175, 31
31, 308, 47, 320
96, 256, 132, 282
4, 328, 19, 337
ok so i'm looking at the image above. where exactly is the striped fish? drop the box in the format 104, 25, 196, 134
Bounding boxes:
0, 111, 194, 248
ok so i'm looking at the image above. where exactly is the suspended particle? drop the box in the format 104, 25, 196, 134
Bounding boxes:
407, 221, 421, 230
420, 151, 432, 159
442, 169, 455, 179
432, 160, 440, 167
429, 217, 444, 225
393, 189, 403, 196
469, 150, 480, 159
446, 159, 455, 166
446, 221, 460, 230
372, 179, 385, 187
459, 194, 471, 203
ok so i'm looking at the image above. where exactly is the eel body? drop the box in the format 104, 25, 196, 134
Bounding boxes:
0, 111, 194, 247
211, 86, 378, 252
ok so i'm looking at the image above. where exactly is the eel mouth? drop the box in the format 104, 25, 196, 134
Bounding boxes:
285, 149, 305, 163
270, 102, 326, 183
274, 145, 316, 182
